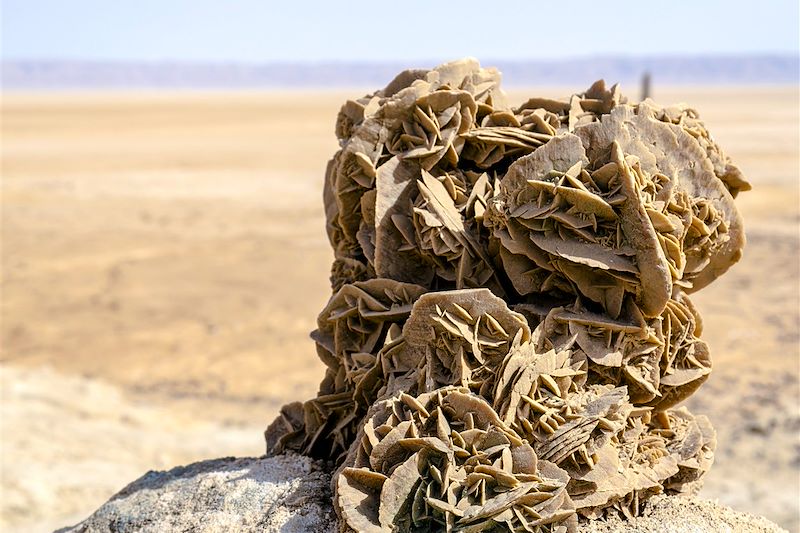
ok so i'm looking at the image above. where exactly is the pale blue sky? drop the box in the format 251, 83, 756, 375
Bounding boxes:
2, 0, 798, 62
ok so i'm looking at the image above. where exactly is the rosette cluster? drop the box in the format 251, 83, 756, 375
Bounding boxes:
264, 59, 747, 532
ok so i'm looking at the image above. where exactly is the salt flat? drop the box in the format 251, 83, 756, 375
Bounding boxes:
1, 86, 798, 531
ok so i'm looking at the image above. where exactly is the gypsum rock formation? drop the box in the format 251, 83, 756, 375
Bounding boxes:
266, 279, 428, 462
484, 131, 743, 319
335, 387, 578, 533
517, 291, 710, 410
265, 58, 746, 532
266, 289, 716, 530
328, 292, 715, 529
323, 58, 747, 300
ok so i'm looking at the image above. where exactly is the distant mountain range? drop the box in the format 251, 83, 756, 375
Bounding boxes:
2, 55, 797, 89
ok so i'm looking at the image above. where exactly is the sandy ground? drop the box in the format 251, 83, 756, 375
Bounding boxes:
1, 86, 798, 532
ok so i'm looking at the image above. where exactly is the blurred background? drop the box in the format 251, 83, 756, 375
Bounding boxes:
1, 1, 798, 531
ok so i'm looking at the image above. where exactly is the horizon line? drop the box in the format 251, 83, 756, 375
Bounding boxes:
4, 52, 798, 65
4, 55, 797, 90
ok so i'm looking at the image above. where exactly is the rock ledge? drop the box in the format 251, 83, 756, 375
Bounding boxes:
59, 454, 785, 533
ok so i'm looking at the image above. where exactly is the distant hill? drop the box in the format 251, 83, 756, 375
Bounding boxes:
2, 55, 797, 89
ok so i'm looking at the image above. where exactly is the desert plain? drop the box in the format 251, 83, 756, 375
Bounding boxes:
1, 85, 798, 531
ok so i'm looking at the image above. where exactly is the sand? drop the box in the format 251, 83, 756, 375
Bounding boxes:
1, 86, 798, 531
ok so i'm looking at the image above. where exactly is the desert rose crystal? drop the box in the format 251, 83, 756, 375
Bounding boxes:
264, 58, 747, 532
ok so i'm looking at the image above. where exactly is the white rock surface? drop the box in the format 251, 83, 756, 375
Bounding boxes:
58, 453, 336, 533
579, 495, 787, 533
59, 453, 786, 533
